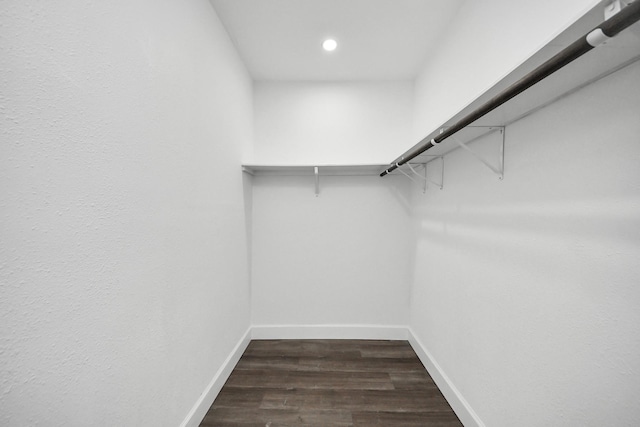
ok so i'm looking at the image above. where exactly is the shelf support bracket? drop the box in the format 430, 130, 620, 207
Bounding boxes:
314, 166, 320, 197
424, 156, 444, 190
406, 163, 427, 194
396, 162, 428, 194
452, 126, 505, 180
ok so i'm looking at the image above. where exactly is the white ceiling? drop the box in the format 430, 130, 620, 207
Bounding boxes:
210, 0, 465, 81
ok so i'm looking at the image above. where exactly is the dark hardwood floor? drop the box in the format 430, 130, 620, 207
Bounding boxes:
200, 340, 463, 426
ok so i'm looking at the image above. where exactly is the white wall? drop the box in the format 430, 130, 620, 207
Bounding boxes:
0, 1, 252, 426
413, 0, 600, 141
251, 175, 413, 328
410, 38, 640, 427
253, 81, 414, 164
250, 81, 415, 329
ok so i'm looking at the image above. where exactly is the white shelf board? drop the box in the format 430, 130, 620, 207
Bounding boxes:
242, 164, 388, 176
393, 3, 640, 166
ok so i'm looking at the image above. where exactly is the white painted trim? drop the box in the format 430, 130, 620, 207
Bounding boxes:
180, 327, 252, 427
408, 328, 485, 427
180, 326, 483, 427
251, 324, 409, 340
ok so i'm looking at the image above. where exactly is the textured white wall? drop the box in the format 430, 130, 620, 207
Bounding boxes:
410, 35, 640, 427
251, 175, 413, 327
252, 81, 414, 164
0, 1, 252, 426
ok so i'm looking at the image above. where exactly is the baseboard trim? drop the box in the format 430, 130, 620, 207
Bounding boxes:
180, 327, 252, 427
408, 328, 485, 427
181, 325, 482, 427
251, 324, 409, 340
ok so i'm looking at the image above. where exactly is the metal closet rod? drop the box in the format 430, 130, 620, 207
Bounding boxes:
381, 1, 640, 177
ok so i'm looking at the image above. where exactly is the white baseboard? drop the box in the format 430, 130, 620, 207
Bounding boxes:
180, 327, 252, 427
250, 324, 409, 340
408, 328, 485, 427
181, 325, 482, 427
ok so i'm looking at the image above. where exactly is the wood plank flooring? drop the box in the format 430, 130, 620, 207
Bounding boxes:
200, 340, 463, 426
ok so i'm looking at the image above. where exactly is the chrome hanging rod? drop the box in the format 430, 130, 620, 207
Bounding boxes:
381, 1, 640, 177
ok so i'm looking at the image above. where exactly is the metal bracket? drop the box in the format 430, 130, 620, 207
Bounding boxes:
424, 156, 444, 190
452, 126, 505, 180
397, 162, 427, 193
395, 155, 445, 194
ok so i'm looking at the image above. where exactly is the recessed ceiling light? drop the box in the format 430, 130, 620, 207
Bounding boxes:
322, 39, 337, 52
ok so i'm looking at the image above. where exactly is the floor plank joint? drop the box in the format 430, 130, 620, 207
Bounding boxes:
200, 339, 462, 426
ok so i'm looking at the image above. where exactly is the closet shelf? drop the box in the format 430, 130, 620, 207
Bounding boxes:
242, 164, 387, 177
383, 2, 640, 176
242, 164, 389, 196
